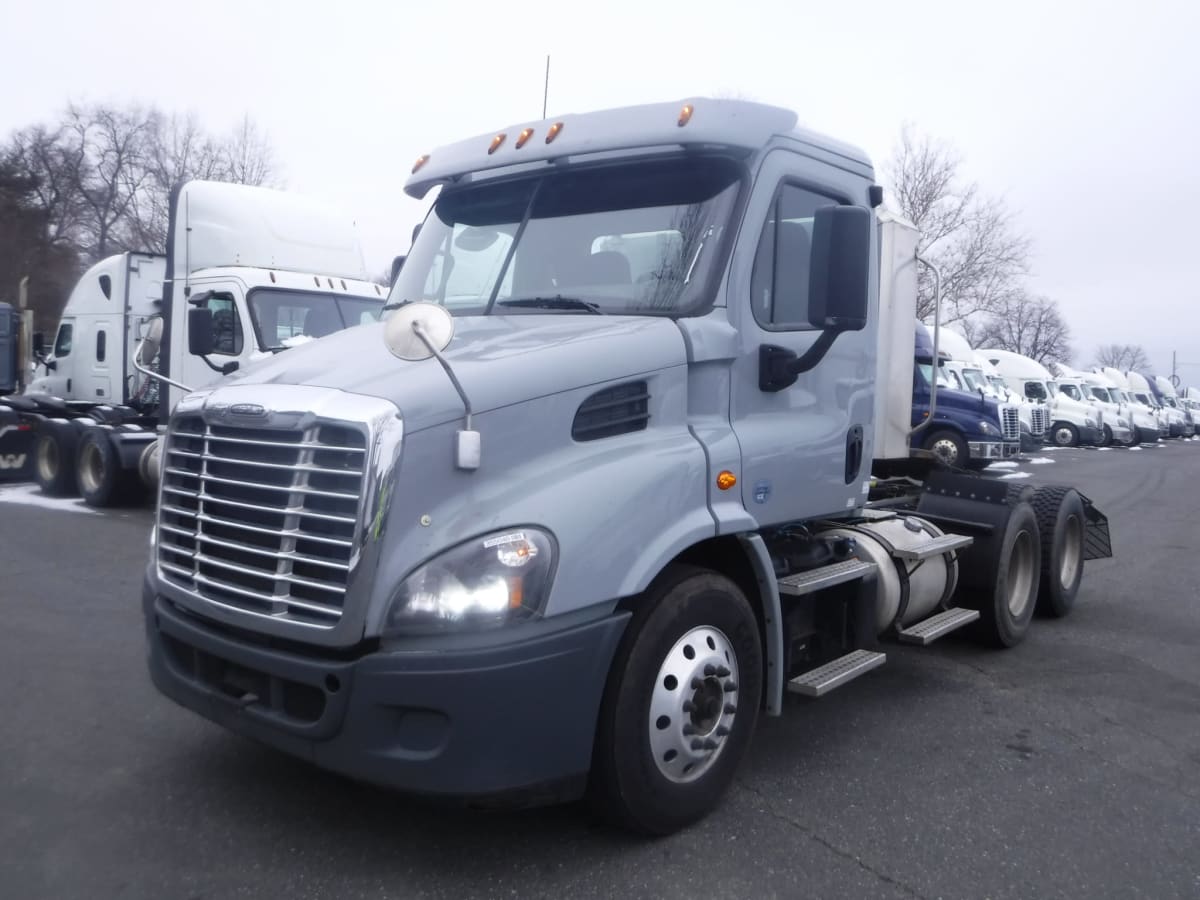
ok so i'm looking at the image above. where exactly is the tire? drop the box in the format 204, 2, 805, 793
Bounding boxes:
76, 429, 135, 507
923, 429, 968, 467
1126, 427, 1140, 447
33, 428, 78, 496
1100, 425, 1113, 447
1031, 486, 1085, 618
1051, 422, 1079, 447
967, 500, 1041, 647
590, 565, 763, 835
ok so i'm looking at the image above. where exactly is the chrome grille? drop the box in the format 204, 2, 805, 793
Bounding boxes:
157, 416, 367, 627
1030, 407, 1048, 436
1001, 406, 1020, 441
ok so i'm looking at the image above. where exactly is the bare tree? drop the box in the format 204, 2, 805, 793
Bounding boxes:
6, 124, 88, 249
224, 114, 279, 187
884, 125, 1031, 328
974, 291, 1072, 365
1094, 343, 1149, 371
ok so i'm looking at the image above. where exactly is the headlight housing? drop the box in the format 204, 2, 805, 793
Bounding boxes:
977, 419, 999, 436
1085, 417, 1096, 428
384, 528, 556, 634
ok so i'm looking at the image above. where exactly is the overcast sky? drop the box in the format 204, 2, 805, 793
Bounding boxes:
3, 0, 1198, 378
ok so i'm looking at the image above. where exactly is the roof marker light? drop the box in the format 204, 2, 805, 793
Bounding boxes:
488, 133, 506, 154
678, 103, 695, 127
516, 127, 535, 149
412, 154, 430, 174
545, 121, 564, 144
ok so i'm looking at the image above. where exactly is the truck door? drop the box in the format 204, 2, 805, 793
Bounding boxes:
174, 288, 249, 407
727, 149, 875, 524
42, 318, 77, 398
87, 320, 114, 401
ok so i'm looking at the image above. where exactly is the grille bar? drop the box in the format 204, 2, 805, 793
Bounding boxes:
158, 415, 367, 628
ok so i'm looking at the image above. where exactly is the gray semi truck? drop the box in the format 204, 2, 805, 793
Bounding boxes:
142, 98, 1111, 835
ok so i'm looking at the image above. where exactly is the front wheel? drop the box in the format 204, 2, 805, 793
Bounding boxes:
1052, 422, 1079, 447
590, 566, 763, 835
923, 429, 968, 467
1100, 425, 1113, 447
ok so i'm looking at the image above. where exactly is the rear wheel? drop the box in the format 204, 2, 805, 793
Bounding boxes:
1031, 486, 1085, 617
967, 500, 1041, 647
76, 430, 138, 507
590, 566, 762, 835
33, 428, 77, 496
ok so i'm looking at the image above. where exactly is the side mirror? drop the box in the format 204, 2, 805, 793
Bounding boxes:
808, 205, 871, 331
32, 332, 45, 356
188, 307, 215, 357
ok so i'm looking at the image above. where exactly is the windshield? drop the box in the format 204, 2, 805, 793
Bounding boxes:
248, 289, 383, 350
1090, 386, 1114, 403
1059, 383, 1082, 401
1024, 380, 1048, 401
962, 368, 987, 391
389, 156, 742, 316
940, 364, 963, 390
1134, 392, 1152, 405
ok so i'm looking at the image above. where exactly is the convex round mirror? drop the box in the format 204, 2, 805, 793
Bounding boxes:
383, 302, 455, 361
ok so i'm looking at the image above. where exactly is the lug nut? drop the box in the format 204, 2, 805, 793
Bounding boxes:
724, 704, 737, 715
716, 725, 730, 736
716, 666, 731, 678
704, 664, 717, 676
723, 681, 737, 693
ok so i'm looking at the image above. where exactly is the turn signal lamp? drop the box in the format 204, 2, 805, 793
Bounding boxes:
717, 470, 737, 491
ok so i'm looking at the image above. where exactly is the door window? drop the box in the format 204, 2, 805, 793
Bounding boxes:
96, 329, 107, 363
54, 323, 73, 357
203, 293, 243, 355
750, 183, 840, 329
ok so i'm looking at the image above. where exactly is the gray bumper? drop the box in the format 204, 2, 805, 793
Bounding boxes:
968, 440, 1006, 460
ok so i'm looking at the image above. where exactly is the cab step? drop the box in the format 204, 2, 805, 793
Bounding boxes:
777, 558, 876, 597
891, 533, 974, 561
787, 649, 886, 698
897, 607, 980, 645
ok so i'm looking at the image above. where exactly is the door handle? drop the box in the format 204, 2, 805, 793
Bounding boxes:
845, 424, 864, 484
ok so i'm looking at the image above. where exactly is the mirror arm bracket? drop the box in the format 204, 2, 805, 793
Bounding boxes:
199, 356, 239, 376
759, 329, 841, 392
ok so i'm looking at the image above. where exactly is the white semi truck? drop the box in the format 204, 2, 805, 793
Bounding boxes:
2, 181, 385, 505
141, 98, 1111, 835
1119, 370, 1171, 439
1099, 367, 1161, 442
981, 348, 1099, 447
1149, 375, 1192, 437
936, 328, 1046, 449
1053, 364, 1131, 446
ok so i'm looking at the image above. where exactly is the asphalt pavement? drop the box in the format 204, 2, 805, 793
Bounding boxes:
1, 440, 1198, 899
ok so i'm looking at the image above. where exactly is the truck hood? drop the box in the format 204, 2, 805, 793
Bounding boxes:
218, 314, 687, 432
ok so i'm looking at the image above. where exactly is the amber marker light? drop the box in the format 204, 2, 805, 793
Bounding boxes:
717, 471, 737, 491
516, 127, 535, 148
545, 121, 564, 143
678, 103, 695, 127
488, 133, 506, 154
412, 154, 430, 173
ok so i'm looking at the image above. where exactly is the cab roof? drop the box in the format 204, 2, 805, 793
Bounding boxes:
404, 98, 874, 198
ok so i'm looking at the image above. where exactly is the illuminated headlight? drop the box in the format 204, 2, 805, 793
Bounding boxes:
1085, 417, 1096, 428
977, 420, 999, 436
384, 528, 555, 634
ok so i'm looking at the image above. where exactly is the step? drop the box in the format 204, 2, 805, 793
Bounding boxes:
892, 533, 974, 561
777, 558, 876, 597
897, 607, 980, 645
787, 649, 887, 698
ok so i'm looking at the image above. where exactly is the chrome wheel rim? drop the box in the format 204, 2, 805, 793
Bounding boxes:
1054, 427, 1074, 446
79, 442, 104, 494
1007, 529, 1035, 617
36, 438, 58, 482
649, 625, 739, 784
931, 438, 960, 465
1059, 514, 1082, 590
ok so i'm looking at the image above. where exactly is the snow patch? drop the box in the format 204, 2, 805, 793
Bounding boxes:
1000, 471, 1033, 480
0, 483, 101, 515
989, 461, 1019, 469
1095, 447, 1112, 451
281, 334, 316, 348
1128, 446, 1143, 451
1027, 457, 1056, 465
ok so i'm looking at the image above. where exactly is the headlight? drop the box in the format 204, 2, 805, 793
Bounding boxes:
1118, 418, 1129, 428
384, 527, 556, 634
1085, 417, 1096, 428
977, 420, 999, 436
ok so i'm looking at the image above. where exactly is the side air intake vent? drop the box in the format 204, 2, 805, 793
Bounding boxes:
572, 381, 650, 441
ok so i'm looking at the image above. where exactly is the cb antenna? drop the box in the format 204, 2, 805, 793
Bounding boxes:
542, 55, 550, 119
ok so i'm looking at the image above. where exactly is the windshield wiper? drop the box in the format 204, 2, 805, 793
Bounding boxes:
381, 299, 413, 311
495, 296, 604, 314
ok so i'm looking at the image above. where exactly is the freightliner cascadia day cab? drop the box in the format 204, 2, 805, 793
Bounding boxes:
1, 181, 385, 505
981, 348, 1099, 448
1052, 364, 1130, 447
1139, 372, 1188, 438
1100, 367, 1161, 443
910, 320, 1019, 467
1153, 376, 1195, 436
141, 99, 1111, 834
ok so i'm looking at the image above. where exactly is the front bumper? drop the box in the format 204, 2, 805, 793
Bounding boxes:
1020, 431, 1044, 452
1001, 441, 1021, 458
968, 440, 1007, 460
1168, 422, 1184, 438
1136, 425, 1159, 443
1110, 425, 1133, 445
1078, 424, 1101, 445
144, 572, 629, 804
